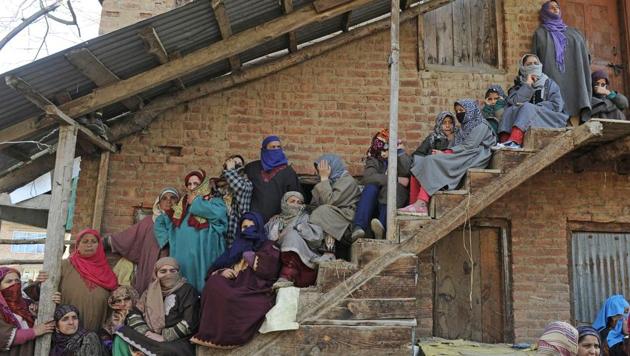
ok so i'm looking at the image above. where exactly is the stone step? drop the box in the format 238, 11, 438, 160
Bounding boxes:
462, 168, 502, 193
489, 147, 537, 170
523, 127, 570, 150
429, 189, 468, 219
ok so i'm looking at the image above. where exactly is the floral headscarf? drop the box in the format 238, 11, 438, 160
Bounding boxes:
0, 268, 32, 328
453, 99, 486, 146
367, 129, 389, 160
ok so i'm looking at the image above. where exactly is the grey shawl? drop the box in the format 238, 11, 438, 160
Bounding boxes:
410, 100, 496, 196
533, 27, 591, 117
309, 174, 361, 240
265, 212, 323, 269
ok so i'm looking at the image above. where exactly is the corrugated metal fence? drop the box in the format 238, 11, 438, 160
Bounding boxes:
572, 232, 630, 324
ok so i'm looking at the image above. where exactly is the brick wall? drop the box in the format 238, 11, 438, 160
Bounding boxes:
80, 0, 614, 343
99, 0, 192, 35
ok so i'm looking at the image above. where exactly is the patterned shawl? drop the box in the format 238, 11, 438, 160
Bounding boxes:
453, 99, 485, 146
102, 285, 140, 336
171, 169, 213, 229
51, 304, 90, 356
536, 321, 578, 356
0, 268, 32, 328
367, 129, 389, 160
427, 111, 457, 149
152, 187, 179, 222
540, 1, 568, 72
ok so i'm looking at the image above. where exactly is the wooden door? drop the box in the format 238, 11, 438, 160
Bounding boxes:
433, 227, 506, 343
559, 0, 626, 92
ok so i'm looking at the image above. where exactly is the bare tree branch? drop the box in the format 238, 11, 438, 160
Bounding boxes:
34, 15, 50, 60
0, 0, 61, 52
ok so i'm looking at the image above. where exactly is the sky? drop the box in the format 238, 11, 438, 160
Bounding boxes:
0, 0, 102, 73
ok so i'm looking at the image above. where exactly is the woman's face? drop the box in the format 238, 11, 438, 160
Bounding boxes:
159, 192, 178, 211
111, 295, 133, 311
286, 195, 304, 207
266, 141, 282, 150
577, 335, 600, 356
241, 219, 255, 231
547, 1, 561, 16
523, 55, 540, 66
186, 176, 201, 192
77, 234, 99, 257
156, 264, 178, 279
57, 311, 79, 336
454, 104, 466, 114
485, 92, 500, 105
441, 117, 454, 134
0, 272, 20, 290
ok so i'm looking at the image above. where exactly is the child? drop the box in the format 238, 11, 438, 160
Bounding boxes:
481, 85, 507, 136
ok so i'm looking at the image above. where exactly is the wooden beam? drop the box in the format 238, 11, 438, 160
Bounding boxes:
4, 146, 32, 162
109, 0, 455, 142
91, 151, 110, 231
1, 0, 384, 151
138, 27, 186, 89
34, 124, 78, 355
65, 48, 143, 110
281, 0, 299, 53
5, 75, 116, 153
575, 135, 630, 171
401, 0, 412, 10
313, 0, 353, 13
416, 15, 425, 70
0, 239, 71, 245
210, 0, 242, 70
0, 259, 44, 265
0, 151, 56, 193
0, 193, 50, 210
341, 11, 352, 32
0, 205, 48, 228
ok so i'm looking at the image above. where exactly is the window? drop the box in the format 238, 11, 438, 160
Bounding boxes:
11, 231, 46, 254
571, 231, 630, 324
422, 0, 501, 69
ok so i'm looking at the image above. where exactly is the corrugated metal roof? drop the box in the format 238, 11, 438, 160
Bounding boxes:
0, 0, 407, 175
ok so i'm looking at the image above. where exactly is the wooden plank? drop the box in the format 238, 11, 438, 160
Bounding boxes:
429, 190, 467, 219
423, 7, 438, 65
523, 127, 570, 150
91, 151, 110, 231
435, 2, 453, 65
4, 146, 32, 162
322, 298, 417, 320
488, 149, 537, 171
341, 11, 352, 32
4, 76, 116, 153
0, 193, 50, 210
350, 239, 397, 265
304, 319, 417, 327
316, 260, 359, 292
494, 0, 504, 69
479, 227, 505, 343
416, 15, 426, 70
313, 0, 353, 13
210, 0, 242, 70
386, 0, 401, 241
397, 215, 432, 243
138, 27, 186, 89
574, 135, 630, 171
107, 0, 453, 145
65, 48, 143, 110
280, 0, 299, 53
452, 0, 471, 66
34, 124, 78, 355
463, 168, 501, 193
401, 0, 413, 10
0, 152, 56, 193
0, 259, 44, 265
0, 239, 72, 245
0, 205, 48, 228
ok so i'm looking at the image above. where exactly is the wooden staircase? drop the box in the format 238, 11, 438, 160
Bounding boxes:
200, 119, 630, 355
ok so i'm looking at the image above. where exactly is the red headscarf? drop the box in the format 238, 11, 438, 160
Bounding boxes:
69, 229, 118, 291
0, 267, 34, 327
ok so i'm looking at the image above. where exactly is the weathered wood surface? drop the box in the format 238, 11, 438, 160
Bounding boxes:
138, 27, 186, 89
35, 125, 78, 355
0, 150, 57, 193
523, 127, 569, 150
386, 0, 401, 242
488, 148, 536, 171
321, 298, 417, 320
91, 151, 110, 231
463, 168, 501, 193
210, 0, 241, 70
280, 0, 299, 53
351, 239, 398, 265
479, 227, 505, 343
0, 205, 48, 228
397, 215, 433, 243
429, 190, 467, 219
313, 0, 353, 13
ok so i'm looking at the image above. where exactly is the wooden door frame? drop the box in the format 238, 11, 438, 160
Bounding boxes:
431, 218, 514, 343
618, 0, 630, 96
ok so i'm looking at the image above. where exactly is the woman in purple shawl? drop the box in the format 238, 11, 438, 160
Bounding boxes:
51, 304, 106, 356
533, 0, 591, 121
191, 212, 281, 349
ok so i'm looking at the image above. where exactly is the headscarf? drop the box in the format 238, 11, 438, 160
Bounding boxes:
367, 129, 389, 160
209, 212, 267, 272
152, 187, 179, 222
576, 325, 601, 345
482, 85, 508, 120
69, 229, 118, 291
593, 295, 629, 347
536, 321, 578, 356
518, 54, 548, 89
51, 304, 89, 356
485, 84, 506, 99
136, 257, 186, 334
314, 154, 348, 183
0, 268, 33, 328
102, 286, 140, 336
540, 1, 568, 72
427, 111, 457, 149
260, 135, 288, 172
453, 99, 486, 146
280, 191, 305, 223
591, 70, 610, 86
171, 169, 212, 229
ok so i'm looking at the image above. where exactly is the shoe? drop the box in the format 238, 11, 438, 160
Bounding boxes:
370, 219, 385, 239
312, 253, 336, 265
492, 140, 522, 150
397, 203, 428, 216
272, 277, 294, 290
351, 226, 365, 242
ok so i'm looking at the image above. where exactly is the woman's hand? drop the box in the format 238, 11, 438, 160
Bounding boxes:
144, 331, 164, 342
52, 292, 61, 304
317, 160, 331, 181
397, 177, 410, 187
431, 149, 445, 155
33, 321, 55, 336
220, 269, 237, 279
595, 85, 611, 96
187, 193, 197, 205
526, 74, 537, 86
35, 272, 48, 283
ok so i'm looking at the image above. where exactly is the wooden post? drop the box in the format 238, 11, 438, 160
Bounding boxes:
92, 151, 110, 231
34, 125, 78, 355
385, 0, 400, 241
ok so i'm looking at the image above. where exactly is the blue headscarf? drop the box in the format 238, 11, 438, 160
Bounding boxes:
260, 135, 288, 172
208, 211, 267, 273
314, 154, 348, 183
593, 295, 629, 348
453, 99, 486, 146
